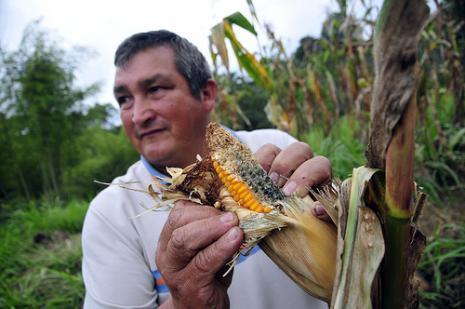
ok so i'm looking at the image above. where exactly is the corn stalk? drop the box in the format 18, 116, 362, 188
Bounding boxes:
371, 0, 429, 307
331, 0, 430, 308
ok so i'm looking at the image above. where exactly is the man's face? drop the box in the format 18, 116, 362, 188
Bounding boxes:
114, 46, 215, 170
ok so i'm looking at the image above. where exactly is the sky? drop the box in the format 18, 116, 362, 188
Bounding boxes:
0, 0, 371, 107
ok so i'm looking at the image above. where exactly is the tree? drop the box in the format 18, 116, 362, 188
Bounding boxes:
0, 21, 99, 199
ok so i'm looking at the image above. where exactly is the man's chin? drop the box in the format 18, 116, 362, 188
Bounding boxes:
142, 148, 173, 167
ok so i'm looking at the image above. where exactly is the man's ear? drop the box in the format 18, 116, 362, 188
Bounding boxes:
200, 79, 217, 112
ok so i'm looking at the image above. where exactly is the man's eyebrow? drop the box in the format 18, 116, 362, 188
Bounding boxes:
113, 74, 171, 96
113, 85, 127, 95
138, 74, 170, 89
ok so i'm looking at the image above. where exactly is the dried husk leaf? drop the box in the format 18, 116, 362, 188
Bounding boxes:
260, 195, 337, 302
310, 181, 340, 225
332, 167, 385, 309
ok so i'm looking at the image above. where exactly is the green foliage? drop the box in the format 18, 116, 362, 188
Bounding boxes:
210, 12, 271, 90
415, 92, 465, 203
224, 12, 257, 35
0, 22, 138, 203
418, 224, 465, 308
214, 74, 272, 130
0, 21, 99, 200
0, 199, 88, 307
305, 116, 365, 179
62, 127, 138, 199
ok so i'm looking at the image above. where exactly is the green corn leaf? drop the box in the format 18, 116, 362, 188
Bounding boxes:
223, 21, 272, 90
224, 12, 257, 35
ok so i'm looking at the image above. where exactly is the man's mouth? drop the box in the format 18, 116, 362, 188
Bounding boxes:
137, 128, 166, 139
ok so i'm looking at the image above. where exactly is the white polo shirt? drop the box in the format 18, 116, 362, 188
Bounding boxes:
82, 128, 327, 308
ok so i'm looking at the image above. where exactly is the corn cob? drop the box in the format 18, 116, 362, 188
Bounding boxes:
151, 122, 337, 303
212, 160, 272, 213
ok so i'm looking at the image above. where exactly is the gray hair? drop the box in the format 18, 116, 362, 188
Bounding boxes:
114, 30, 211, 99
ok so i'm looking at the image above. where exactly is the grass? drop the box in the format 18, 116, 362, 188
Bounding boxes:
0, 198, 88, 308
418, 223, 465, 308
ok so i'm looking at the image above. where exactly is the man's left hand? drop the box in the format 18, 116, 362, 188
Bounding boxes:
254, 142, 332, 220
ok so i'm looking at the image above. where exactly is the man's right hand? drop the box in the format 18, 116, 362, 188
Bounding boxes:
156, 200, 243, 309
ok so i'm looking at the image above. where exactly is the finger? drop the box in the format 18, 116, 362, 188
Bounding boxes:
158, 200, 222, 252
253, 143, 281, 173
186, 226, 243, 283
163, 212, 239, 271
268, 142, 313, 187
282, 156, 332, 197
311, 201, 332, 222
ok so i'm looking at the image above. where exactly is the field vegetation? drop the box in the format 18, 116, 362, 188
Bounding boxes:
0, 0, 463, 307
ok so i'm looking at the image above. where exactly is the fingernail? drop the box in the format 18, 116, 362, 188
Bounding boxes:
227, 227, 240, 240
277, 177, 287, 188
283, 181, 297, 196
220, 212, 234, 223
269, 172, 279, 184
314, 205, 326, 216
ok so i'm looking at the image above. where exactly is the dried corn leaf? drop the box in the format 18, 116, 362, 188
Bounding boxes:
260, 195, 337, 302
332, 167, 385, 309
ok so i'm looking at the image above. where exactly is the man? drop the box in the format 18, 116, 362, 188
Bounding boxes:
82, 30, 331, 308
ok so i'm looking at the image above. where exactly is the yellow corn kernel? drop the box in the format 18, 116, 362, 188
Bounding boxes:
237, 190, 252, 201
236, 185, 247, 195
226, 174, 236, 183
218, 171, 227, 180
246, 200, 260, 212
213, 160, 271, 213
230, 182, 242, 193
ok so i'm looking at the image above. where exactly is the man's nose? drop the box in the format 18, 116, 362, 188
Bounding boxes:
132, 98, 155, 126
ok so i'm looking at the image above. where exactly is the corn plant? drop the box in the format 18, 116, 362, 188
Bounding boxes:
331, 0, 430, 307
208, 0, 436, 308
